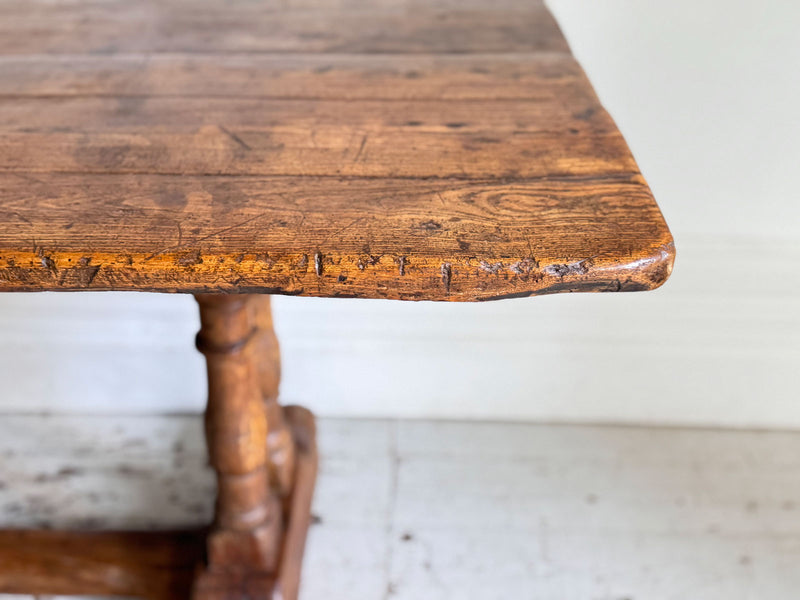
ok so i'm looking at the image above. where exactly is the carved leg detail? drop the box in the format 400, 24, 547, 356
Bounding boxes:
0, 294, 315, 600
250, 295, 296, 497
193, 294, 317, 600
195, 294, 282, 573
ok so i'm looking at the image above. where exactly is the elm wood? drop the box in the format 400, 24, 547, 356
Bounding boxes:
272, 406, 317, 600
0, 100, 630, 179
0, 530, 204, 599
0, 53, 592, 101
0, 0, 567, 55
0, 118, 636, 184
193, 405, 318, 600
0, 0, 674, 300
250, 295, 297, 497
193, 294, 315, 600
195, 294, 283, 571
0, 53, 623, 179
0, 175, 672, 300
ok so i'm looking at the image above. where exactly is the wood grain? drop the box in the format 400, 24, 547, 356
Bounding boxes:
0, 174, 671, 300
0, 0, 567, 55
0, 0, 674, 300
191, 404, 318, 600
0, 529, 203, 599
250, 295, 296, 497
274, 405, 318, 600
195, 294, 282, 572
0, 53, 587, 100
0, 101, 629, 179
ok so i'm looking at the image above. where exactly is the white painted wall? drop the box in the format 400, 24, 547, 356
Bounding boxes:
1, 0, 798, 427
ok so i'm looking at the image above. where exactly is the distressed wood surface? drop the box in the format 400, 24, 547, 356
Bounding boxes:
0, 53, 587, 100
0, 0, 568, 55
0, 0, 674, 300
195, 294, 282, 575
192, 295, 316, 600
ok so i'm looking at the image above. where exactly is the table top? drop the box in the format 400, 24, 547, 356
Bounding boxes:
0, 0, 674, 301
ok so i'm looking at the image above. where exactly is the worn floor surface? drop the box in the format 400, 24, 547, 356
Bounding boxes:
1, 416, 800, 600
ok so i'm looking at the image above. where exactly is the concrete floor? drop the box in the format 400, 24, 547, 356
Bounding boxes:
2, 416, 800, 599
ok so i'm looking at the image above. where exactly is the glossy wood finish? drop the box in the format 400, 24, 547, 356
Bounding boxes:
0, 0, 674, 300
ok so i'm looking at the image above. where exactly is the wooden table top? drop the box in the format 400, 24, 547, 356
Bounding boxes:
0, 0, 674, 301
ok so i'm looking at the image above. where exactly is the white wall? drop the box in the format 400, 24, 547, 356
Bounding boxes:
1, 0, 798, 427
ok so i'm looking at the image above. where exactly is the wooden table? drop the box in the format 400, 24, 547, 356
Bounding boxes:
0, 1, 674, 598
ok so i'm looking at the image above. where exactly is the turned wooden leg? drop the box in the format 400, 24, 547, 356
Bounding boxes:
249, 295, 296, 497
0, 294, 316, 600
193, 294, 317, 600
194, 294, 283, 576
